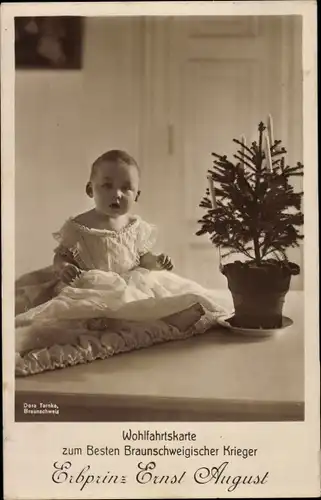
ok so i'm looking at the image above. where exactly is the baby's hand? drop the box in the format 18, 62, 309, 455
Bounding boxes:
156, 253, 173, 271
59, 263, 82, 284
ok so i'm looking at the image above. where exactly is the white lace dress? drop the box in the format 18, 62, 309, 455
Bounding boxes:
15, 216, 227, 326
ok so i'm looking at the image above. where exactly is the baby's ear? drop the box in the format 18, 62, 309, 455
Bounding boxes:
86, 182, 93, 198
135, 190, 141, 202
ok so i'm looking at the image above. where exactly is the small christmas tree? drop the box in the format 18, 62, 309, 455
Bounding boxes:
197, 121, 303, 270
196, 120, 304, 329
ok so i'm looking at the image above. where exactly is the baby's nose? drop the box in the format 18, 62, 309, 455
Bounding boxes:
112, 189, 122, 199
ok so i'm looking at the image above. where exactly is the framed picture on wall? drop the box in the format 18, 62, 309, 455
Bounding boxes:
15, 16, 83, 69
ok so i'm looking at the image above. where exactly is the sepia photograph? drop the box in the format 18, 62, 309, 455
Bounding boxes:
13, 14, 305, 423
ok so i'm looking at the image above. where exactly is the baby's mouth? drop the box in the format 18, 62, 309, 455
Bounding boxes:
110, 202, 121, 209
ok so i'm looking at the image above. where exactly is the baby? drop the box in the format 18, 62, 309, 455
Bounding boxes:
54, 150, 173, 284
16, 150, 226, 332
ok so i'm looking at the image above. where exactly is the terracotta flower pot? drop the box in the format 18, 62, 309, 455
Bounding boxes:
222, 260, 300, 329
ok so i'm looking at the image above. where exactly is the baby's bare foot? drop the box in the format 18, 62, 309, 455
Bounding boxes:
163, 303, 205, 331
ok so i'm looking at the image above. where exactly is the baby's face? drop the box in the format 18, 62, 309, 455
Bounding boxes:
90, 160, 140, 217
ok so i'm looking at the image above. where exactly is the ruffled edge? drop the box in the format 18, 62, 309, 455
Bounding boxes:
61, 216, 141, 236
52, 219, 79, 254
136, 220, 158, 256
15, 313, 216, 377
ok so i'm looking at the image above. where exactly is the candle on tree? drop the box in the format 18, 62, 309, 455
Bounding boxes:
241, 135, 246, 168
265, 134, 273, 172
267, 114, 274, 146
207, 175, 217, 209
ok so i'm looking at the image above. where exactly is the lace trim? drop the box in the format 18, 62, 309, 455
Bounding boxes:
68, 215, 141, 236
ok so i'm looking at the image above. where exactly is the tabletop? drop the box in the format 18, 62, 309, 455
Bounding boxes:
15, 290, 304, 422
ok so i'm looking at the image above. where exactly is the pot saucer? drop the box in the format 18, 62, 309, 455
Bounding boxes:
217, 315, 293, 338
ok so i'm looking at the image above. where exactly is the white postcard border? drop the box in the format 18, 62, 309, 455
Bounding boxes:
2, 2, 319, 499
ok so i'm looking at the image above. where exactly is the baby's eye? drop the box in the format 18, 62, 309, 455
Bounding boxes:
103, 182, 113, 189
122, 184, 132, 192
